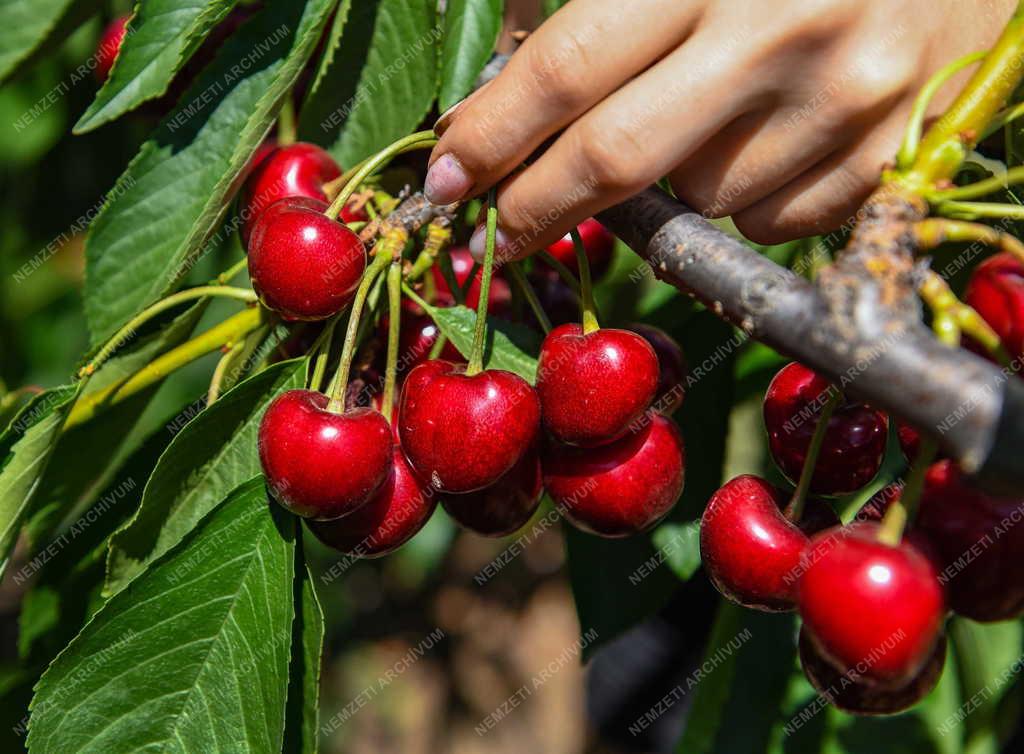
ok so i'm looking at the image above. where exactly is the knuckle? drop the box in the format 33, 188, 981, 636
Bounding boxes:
522, 33, 594, 110
572, 121, 646, 193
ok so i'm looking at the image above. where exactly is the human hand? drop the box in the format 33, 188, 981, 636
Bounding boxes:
424, 0, 1015, 258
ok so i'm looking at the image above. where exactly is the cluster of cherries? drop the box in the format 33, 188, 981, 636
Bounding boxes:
700, 255, 1024, 717
240, 140, 688, 558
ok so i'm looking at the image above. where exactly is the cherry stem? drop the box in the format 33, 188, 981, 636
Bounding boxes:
919, 271, 1014, 368
507, 261, 551, 333
913, 218, 1024, 267
783, 386, 841, 522
983, 100, 1024, 139
323, 131, 437, 221
308, 315, 340, 392
401, 283, 453, 360
437, 249, 463, 305
207, 339, 247, 405
879, 437, 939, 546
326, 253, 392, 412
382, 260, 403, 422
277, 98, 297, 146
927, 164, 1024, 204
217, 257, 249, 285
536, 250, 581, 294
80, 286, 258, 379
466, 188, 499, 375
933, 199, 1024, 220
66, 307, 264, 429
572, 228, 599, 333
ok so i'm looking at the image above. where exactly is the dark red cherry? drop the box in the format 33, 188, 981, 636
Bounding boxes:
95, 16, 130, 82
915, 459, 1024, 622
965, 252, 1024, 361
543, 414, 684, 537
258, 390, 392, 520
763, 362, 888, 495
545, 218, 615, 279
248, 197, 366, 320
398, 360, 540, 493
799, 628, 946, 716
379, 299, 460, 375
798, 523, 945, 688
527, 266, 579, 327
441, 445, 543, 537
628, 324, 687, 415
432, 247, 512, 314
700, 475, 838, 612
897, 421, 921, 462
536, 324, 659, 447
306, 446, 437, 557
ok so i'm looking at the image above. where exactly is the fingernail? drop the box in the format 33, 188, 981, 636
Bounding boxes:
469, 223, 513, 262
424, 153, 472, 205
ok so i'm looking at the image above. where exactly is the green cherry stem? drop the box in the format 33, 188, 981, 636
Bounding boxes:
466, 188, 499, 376
382, 260, 403, 423
216, 257, 250, 285
80, 286, 258, 379
308, 314, 341, 393
326, 253, 392, 413
324, 131, 437, 221
536, 250, 581, 294
783, 386, 842, 522
207, 339, 247, 405
572, 228, 599, 334
933, 200, 1024, 220
507, 261, 551, 333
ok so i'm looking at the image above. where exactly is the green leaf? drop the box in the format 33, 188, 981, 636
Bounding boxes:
27, 477, 296, 754
104, 358, 306, 596
283, 531, 324, 754
650, 521, 701, 582
0, 385, 80, 578
75, 1, 242, 132
299, 0, 439, 166
438, 0, 502, 112
0, 0, 99, 84
430, 304, 540, 381
83, 0, 338, 347
300, 0, 352, 108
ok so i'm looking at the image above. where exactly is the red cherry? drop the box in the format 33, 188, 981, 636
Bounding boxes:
763, 362, 888, 495
379, 299, 460, 375
248, 197, 366, 320
432, 247, 512, 314
545, 218, 615, 279
442, 445, 543, 537
258, 390, 392, 520
306, 447, 437, 557
897, 421, 921, 462
915, 460, 1024, 622
95, 16, 130, 82
543, 414, 684, 537
526, 267, 578, 328
700, 475, 838, 612
799, 628, 946, 716
965, 253, 1024, 361
628, 324, 687, 415
536, 324, 659, 447
398, 360, 540, 493
798, 523, 945, 688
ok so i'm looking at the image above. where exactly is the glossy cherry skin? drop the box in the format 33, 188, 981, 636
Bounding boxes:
700, 475, 838, 612
543, 414, 684, 537
799, 628, 946, 716
398, 360, 540, 493
95, 16, 129, 82
536, 324, 659, 447
258, 390, 393, 520
798, 523, 945, 688
248, 197, 366, 320
442, 445, 543, 537
915, 460, 1024, 622
306, 447, 437, 557
965, 252, 1024, 361
545, 218, 615, 279
763, 362, 888, 495
432, 247, 512, 314
629, 324, 687, 415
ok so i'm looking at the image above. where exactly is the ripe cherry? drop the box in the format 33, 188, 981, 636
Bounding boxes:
379, 299, 460, 375
527, 267, 578, 328
545, 218, 615, 279
700, 475, 838, 612
965, 252, 1024, 361
897, 421, 921, 462
95, 17, 130, 82
536, 323, 659, 447
258, 390, 392, 520
543, 414, 684, 537
629, 324, 687, 415
432, 247, 512, 314
799, 628, 946, 716
763, 362, 888, 495
798, 523, 945, 688
914, 460, 1024, 622
248, 197, 366, 320
442, 445, 543, 537
306, 447, 437, 557
398, 360, 540, 493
